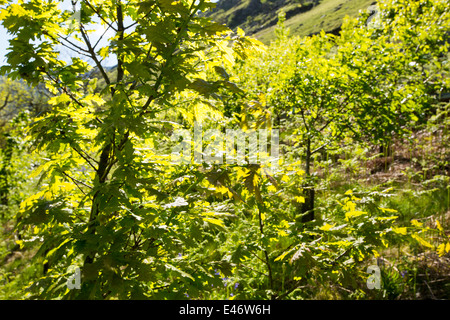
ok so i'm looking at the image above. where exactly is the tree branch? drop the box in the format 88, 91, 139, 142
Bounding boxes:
116, 1, 124, 84
78, 21, 112, 93
58, 169, 92, 195
82, 0, 118, 32
92, 24, 113, 50
0, 93, 10, 111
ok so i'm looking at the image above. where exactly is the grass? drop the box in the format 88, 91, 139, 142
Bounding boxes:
254, 0, 376, 43
0, 219, 40, 299
206, 0, 377, 44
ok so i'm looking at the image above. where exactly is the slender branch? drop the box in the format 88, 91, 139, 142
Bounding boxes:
124, 6, 155, 31
311, 142, 330, 155
41, 29, 91, 58
45, 108, 99, 171
247, 247, 269, 265
58, 41, 92, 58
59, 36, 91, 55
42, 69, 102, 122
330, 247, 353, 267
116, 1, 124, 84
71, 144, 99, 172
79, 22, 112, 92
240, 264, 269, 277
276, 283, 306, 300
61, 170, 93, 189
58, 170, 92, 195
424, 280, 437, 300
48, 113, 101, 172
317, 96, 351, 133
0, 93, 10, 111
82, 0, 118, 32
299, 107, 309, 133
92, 24, 113, 50
117, 131, 130, 151
310, 123, 346, 156
42, 71, 80, 107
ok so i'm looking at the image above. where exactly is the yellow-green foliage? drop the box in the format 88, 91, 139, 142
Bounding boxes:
0, 0, 448, 300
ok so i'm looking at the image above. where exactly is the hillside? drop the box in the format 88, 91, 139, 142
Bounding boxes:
205, 0, 376, 43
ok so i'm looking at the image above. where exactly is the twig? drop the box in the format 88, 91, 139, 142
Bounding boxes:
83, 0, 118, 32
59, 169, 93, 190
58, 171, 91, 196
0, 93, 10, 111
239, 263, 268, 277
79, 22, 112, 92
69, 142, 99, 172
58, 35, 91, 56
424, 280, 437, 299
92, 24, 113, 50
42, 70, 87, 110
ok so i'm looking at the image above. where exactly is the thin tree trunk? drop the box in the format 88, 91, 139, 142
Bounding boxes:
301, 137, 315, 222
83, 142, 112, 266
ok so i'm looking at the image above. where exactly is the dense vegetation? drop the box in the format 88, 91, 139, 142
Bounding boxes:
0, 0, 449, 300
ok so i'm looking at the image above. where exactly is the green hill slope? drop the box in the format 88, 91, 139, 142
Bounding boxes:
205, 0, 376, 43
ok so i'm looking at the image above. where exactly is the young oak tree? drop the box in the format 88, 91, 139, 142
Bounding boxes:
0, 0, 258, 299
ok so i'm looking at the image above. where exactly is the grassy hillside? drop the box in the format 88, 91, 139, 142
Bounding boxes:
206, 0, 376, 43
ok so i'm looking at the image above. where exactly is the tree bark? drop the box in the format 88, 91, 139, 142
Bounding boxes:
301, 137, 315, 223
83, 142, 112, 266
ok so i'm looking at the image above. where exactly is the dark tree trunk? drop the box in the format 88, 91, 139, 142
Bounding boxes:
301, 137, 315, 223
